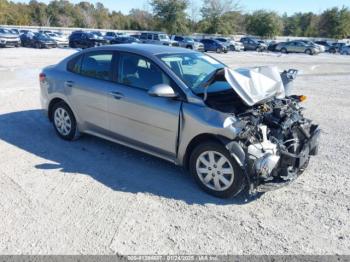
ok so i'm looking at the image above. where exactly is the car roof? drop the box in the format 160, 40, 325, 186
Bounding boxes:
86, 44, 197, 56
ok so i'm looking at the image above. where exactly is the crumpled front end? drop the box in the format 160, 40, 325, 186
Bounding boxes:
224, 96, 320, 195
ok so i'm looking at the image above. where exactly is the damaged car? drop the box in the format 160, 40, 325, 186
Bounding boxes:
40, 45, 320, 198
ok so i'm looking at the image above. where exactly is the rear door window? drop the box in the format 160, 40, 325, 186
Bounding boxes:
80, 52, 114, 81
67, 54, 83, 74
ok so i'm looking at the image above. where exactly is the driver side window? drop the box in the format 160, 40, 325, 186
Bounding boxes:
118, 53, 172, 90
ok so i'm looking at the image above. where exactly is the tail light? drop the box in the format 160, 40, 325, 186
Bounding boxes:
39, 73, 46, 82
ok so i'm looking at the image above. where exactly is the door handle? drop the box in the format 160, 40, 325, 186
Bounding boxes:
65, 80, 74, 87
110, 91, 124, 100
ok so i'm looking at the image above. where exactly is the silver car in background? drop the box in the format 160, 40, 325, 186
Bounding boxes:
340, 45, 350, 55
171, 35, 204, 51
215, 37, 244, 51
40, 45, 320, 198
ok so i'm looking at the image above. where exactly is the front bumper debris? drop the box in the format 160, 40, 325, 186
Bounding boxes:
253, 125, 320, 193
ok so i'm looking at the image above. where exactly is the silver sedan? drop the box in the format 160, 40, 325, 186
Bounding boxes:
40, 44, 319, 198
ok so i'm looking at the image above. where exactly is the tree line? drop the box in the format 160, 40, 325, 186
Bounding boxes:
0, 0, 350, 39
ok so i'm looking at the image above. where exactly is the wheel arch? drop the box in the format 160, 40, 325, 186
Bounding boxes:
48, 97, 77, 122
182, 133, 230, 170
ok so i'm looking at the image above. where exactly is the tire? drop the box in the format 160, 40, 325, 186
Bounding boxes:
186, 45, 193, 49
35, 42, 41, 49
216, 48, 222, 53
52, 102, 80, 141
281, 48, 287, 54
305, 49, 312, 55
189, 141, 246, 198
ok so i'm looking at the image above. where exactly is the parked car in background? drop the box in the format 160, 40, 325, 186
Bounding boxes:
69, 31, 107, 49
19, 29, 32, 35
298, 40, 325, 53
110, 36, 140, 44
215, 38, 244, 51
276, 41, 320, 55
40, 44, 320, 198
140, 32, 179, 46
9, 28, 20, 35
20, 32, 57, 48
340, 45, 350, 55
130, 34, 140, 39
268, 41, 283, 52
315, 41, 333, 52
0, 28, 21, 47
171, 35, 204, 51
200, 39, 227, 53
331, 42, 347, 53
104, 32, 122, 42
240, 37, 267, 51
90, 31, 105, 41
46, 32, 69, 47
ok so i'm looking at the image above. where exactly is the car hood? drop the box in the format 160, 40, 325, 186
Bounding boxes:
224, 66, 285, 106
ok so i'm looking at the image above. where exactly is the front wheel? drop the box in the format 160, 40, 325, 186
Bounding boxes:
189, 141, 246, 198
305, 49, 312, 55
52, 102, 80, 141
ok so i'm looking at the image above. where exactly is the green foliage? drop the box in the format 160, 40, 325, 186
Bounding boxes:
0, 0, 349, 39
283, 12, 320, 37
200, 0, 239, 34
319, 7, 350, 38
150, 0, 189, 34
246, 10, 283, 38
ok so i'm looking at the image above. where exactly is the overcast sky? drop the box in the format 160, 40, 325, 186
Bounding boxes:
15, 0, 350, 15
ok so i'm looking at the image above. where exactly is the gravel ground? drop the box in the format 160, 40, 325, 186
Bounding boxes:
0, 48, 349, 255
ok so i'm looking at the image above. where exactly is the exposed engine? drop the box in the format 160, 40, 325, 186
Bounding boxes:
232, 96, 320, 191
201, 67, 320, 193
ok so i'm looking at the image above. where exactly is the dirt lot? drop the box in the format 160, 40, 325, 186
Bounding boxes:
0, 48, 349, 255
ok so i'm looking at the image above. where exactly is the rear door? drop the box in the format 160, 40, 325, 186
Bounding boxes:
66, 51, 115, 133
107, 52, 182, 159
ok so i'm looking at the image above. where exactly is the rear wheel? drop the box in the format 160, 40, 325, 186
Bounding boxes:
52, 102, 80, 141
189, 141, 245, 198
281, 48, 287, 54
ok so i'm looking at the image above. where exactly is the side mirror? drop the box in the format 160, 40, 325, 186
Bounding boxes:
148, 84, 178, 98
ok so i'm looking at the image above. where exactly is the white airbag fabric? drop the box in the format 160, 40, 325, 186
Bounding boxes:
224, 66, 285, 106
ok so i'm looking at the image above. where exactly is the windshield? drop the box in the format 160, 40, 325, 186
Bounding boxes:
0, 29, 11, 34
158, 53, 230, 94
184, 37, 194, 42
36, 34, 50, 40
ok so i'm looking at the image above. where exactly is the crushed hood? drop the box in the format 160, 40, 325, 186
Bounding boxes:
224, 66, 285, 106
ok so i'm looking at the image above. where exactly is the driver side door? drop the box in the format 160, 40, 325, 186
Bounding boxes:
107, 52, 182, 160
